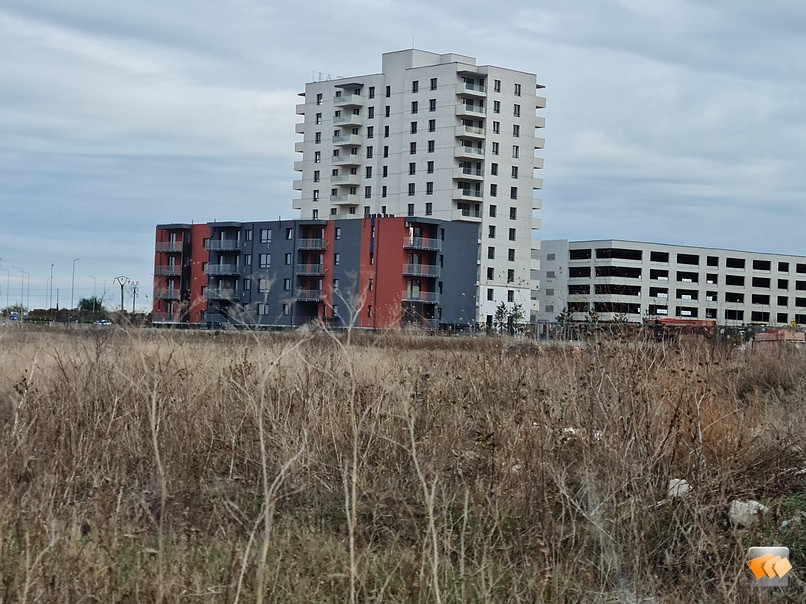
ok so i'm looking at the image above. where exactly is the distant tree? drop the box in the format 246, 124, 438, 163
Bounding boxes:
78, 296, 105, 313
2, 304, 26, 317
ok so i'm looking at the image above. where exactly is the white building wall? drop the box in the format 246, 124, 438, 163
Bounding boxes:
293, 50, 545, 324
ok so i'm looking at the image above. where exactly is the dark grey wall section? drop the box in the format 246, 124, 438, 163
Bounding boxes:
438, 221, 478, 326
330, 220, 363, 327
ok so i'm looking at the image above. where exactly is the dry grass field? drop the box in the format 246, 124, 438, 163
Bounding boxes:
0, 326, 804, 602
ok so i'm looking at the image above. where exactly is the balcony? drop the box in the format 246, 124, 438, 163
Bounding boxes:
455, 124, 486, 140
403, 236, 441, 251
332, 173, 360, 186
202, 312, 228, 324
333, 154, 361, 166
534, 157, 544, 169
206, 239, 241, 251
154, 265, 181, 276
331, 194, 360, 206
293, 160, 305, 172
533, 177, 544, 189
298, 238, 326, 250
403, 263, 440, 278
292, 179, 302, 191
204, 288, 238, 300
534, 137, 545, 149
153, 289, 181, 300
453, 187, 483, 202
454, 146, 485, 160
535, 95, 547, 109
152, 312, 185, 323
333, 94, 362, 107
294, 141, 304, 153
453, 166, 484, 181
295, 123, 305, 134
296, 289, 324, 301
455, 104, 486, 118
155, 241, 184, 253
205, 264, 240, 276
535, 115, 546, 128
402, 290, 440, 304
451, 208, 482, 223
333, 134, 362, 146
295, 103, 306, 115
334, 114, 363, 127
456, 81, 487, 98
296, 263, 325, 276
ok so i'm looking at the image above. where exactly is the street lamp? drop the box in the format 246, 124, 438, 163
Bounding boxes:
0, 267, 9, 313
11, 266, 27, 323
70, 258, 79, 324
89, 274, 97, 316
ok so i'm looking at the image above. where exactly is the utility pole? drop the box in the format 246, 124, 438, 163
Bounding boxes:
89, 274, 97, 317
12, 266, 26, 324
114, 276, 131, 312
70, 258, 79, 325
131, 281, 140, 313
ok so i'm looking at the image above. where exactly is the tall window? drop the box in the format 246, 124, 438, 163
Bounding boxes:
429, 98, 436, 111
430, 78, 437, 90
412, 80, 419, 93
408, 183, 415, 196
411, 101, 418, 114
407, 203, 414, 216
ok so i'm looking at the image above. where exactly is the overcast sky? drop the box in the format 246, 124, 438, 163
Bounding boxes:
2, 0, 805, 310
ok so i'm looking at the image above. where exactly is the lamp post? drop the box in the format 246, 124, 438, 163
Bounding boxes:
49, 264, 54, 309
70, 258, 79, 325
0, 267, 9, 313
11, 266, 26, 323
89, 274, 97, 317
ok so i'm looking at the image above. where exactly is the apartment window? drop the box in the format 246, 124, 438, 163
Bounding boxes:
334, 253, 340, 265
368, 86, 375, 99
258, 278, 270, 293
244, 278, 252, 291
284, 253, 292, 264
411, 101, 418, 114
407, 203, 414, 216
779, 279, 789, 290
364, 186, 372, 199
512, 145, 519, 158
365, 166, 372, 178
383, 145, 388, 158
315, 112, 322, 125
494, 79, 501, 92
316, 93, 323, 105
507, 269, 515, 283
490, 205, 497, 217
488, 246, 495, 259
513, 104, 521, 117
507, 290, 515, 302
330, 207, 337, 215
384, 125, 389, 138
427, 161, 434, 173
313, 190, 319, 201
382, 165, 388, 177
364, 206, 370, 217
385, 105, 390, 117
314, 151, 321, 163
408, 183, 415, 196
486, 267, 494, 280
368, 107, 374, 119
426, 183, 433, 196
514, 83, 521, 96
490, 183, 497, 197
429, 98, 436, 111
492, 142, 499, 155
285, 227, 292, 239
513, 125, 520, 137
430, 77, 437, 90
511, 166, 519, 178
425, 201, 432, 214
490, 163, 498, 176
410, 121, 417, 134
313, 170, 320, 183
366, 146, 373, 158
381, 185, 387, 198
259, 253, 270, 268
493, 121, 500, 134
410, 142, 417, 154
510, 188, 518, 201
427, 140, 435, 152
367, 126, 374, 138
428, 119, 436, 132
779, 261, 790, 272
509, 228, 516, 241
412, 80, 419, 93
489, 225, 496, 238
493, 100, 500, 114
260, 228, 271, 243
406, 162, 415, 176
281, 303, 289, 316
315, 132, 321, 143
282, 278, 291, 291
244, 253, 252, 266
487, 288, 494, 301
508, 249, 515, 261
385, 85, 390, 98
331, 188, 337, 196
509, 206, 517, 219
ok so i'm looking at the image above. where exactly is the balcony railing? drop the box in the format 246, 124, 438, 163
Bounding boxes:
334, 114, 363, 127
152, 312, 185, 323
155, 242, 184, 253
452, 208, 482, 222
332, 154, 361, 166
455, 124, 486, 139
206, 239, 241, 251
333, 94, 362, 107
402, 263, 440, 278
298, 238, 326, 250
403, 236, 441, 251
205, 264, 240, 276
296, 289, 324, 301
296, 263, 325, 276
204, 288, 238, 300
457, 81, 487, 95
454, 146, 485, 159
456, 104, 486, 117
154, 265, 181, 276
202, 312, 228, 324
402, 291, 440, 304
333, 134, 362, 146
153, 289, 182, 300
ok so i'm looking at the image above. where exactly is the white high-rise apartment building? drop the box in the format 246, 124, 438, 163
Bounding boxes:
293, 49, 546, 323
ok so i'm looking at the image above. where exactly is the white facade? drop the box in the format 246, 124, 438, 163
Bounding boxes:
539, 240, 806, 327
293, 50, 546, 323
